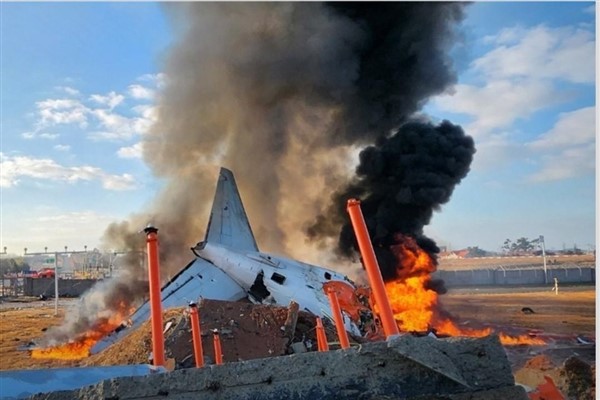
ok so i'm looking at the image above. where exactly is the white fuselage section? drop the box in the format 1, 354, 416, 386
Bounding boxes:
196, 242, 355, 320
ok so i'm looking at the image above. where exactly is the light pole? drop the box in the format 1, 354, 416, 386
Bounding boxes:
539, 235, 548, 284
54, 252, 59, 315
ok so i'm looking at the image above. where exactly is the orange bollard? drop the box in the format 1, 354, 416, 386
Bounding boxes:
326, 288, 350, 349
212, 329, 223, 365
144, 226, 165, 366
188, 302, 204, 368
346, 199, 400, 338
315, 317, 329, 351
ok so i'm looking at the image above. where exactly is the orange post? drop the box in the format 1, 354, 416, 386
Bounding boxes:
212, 329, 223, 365
188, 302, 204, 368
326, 288, 350, 349
346, 199, 400, 338
144, 226, 165, 366
315, 317, 329, 351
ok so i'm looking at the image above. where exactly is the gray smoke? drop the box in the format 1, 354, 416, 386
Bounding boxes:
47, 3, 468, 344
144, 2, 466, 259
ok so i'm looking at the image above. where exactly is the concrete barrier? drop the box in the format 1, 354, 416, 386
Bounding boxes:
28, 335, 527, 400
435, 267, 595, 288
23, 278, 98, 297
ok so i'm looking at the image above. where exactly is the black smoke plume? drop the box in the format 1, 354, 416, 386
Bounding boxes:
307, 120, 475, 287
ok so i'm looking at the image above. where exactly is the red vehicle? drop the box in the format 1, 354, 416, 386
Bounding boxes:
36, 268, 56, 278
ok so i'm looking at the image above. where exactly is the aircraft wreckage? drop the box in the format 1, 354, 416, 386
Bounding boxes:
93, 167, 372, 353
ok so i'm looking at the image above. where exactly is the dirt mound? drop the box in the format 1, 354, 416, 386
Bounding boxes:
84, 299, 334, 368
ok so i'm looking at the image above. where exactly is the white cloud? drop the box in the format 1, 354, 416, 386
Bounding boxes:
88, 105, 157, 141
433, 80, 562, 137
21, 132, 59, 140
24, 74, 160, 145
137, 72, 166, 89
53, 144, 71, 152
474, 25, 595, 84
0, 154, 137, 190
525, 106, 595, 182
22, 131, 59, 140
117, 142, 143, 159
470, 133, 525, 172
102, 173, 137, 190
431, 21, 594, 179
583, 4, 595, 14
91, 109, 137, 138
527, 145, 594, 182
39, 132, 60, 140
35, 98, 89, 128
128, 84, 155, 100
55, 86, 80, 96
529, 107, 595, 149
89, 91, 125, 110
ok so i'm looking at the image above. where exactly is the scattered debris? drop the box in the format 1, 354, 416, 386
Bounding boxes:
576, 336, 594, 345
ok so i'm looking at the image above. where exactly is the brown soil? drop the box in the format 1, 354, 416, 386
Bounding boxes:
440, 287, 595, 337
0, 306, 78, 370
84, 300, 305, 367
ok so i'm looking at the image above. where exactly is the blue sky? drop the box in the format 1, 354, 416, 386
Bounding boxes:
0, 2, 596, 255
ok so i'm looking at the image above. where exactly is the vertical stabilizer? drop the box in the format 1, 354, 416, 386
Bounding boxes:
204, 168, 259, 252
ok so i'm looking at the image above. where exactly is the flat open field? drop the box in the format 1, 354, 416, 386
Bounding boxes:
438, 254, 595, 270
0, 285, 595, 371
441, 286, 595, 337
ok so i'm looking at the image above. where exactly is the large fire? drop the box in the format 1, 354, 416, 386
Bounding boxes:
384, 234, 545, 346
30, 306, 132, 360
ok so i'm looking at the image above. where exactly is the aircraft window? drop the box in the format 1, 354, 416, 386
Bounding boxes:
324, 272, 332, 280
271, 272, 286, 285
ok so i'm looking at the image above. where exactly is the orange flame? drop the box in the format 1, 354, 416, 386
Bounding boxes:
31, 305, 133, 360
384, 234, 545, 346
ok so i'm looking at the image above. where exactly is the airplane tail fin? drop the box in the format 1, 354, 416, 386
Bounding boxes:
203, 167, 259, 252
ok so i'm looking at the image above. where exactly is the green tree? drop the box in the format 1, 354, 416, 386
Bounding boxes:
502, 239, 513, 254
466, 246, 488, 257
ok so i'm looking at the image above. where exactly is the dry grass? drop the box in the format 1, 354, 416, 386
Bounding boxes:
438, 254, 595, 270
0, 306, 79, 370
441, 288, 596, 337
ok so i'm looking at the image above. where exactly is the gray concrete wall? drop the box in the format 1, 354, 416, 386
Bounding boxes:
435, 267, 595, 287
23, 278, 98, 297
29, 335, 527, 400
